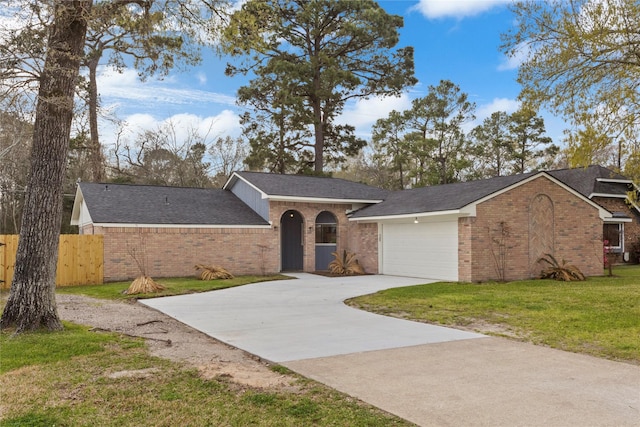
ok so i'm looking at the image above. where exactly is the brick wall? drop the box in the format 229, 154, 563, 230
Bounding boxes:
459, 176, 604, 282
90, 226, 277, 281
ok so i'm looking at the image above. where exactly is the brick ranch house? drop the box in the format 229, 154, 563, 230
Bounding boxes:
71, 165, 638, 282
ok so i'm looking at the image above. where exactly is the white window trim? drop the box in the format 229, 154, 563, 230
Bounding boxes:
604, 222, 624, 253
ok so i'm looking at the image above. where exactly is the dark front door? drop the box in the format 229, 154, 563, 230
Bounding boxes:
281, 210, 303, 271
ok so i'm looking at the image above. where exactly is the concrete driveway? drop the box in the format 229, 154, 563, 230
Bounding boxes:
142, 273, 640, 426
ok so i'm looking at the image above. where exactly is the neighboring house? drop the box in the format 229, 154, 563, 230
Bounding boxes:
72, 167, 627, 282
548, 165, 640, 263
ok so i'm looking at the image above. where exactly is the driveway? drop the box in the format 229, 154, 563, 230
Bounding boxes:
142, 274, 640, 426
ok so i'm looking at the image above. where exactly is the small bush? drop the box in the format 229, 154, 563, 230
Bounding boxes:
538, 253, 585, 281
195, 264, 234, 280
124, 275, 165, 294
328, 250, 365, 276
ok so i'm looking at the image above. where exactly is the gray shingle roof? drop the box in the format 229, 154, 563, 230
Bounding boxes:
547, 165, 631, 198
232, 171, 388, 201
350, 172, 537, 218
79, 182, 269, 225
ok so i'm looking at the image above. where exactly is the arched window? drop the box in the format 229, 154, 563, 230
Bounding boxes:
315, 211, 337, 244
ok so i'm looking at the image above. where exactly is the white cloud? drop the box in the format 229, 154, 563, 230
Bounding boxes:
412, 0, 512, 19
196, 72, 207, 85
97, 67, 237, 108
498, 42, 530, 71
337, 94, 412, 135
475, 97, 521, 121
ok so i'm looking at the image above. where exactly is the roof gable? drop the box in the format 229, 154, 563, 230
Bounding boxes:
76, 182, 269, 226
547, 165, 633, 198
225, 171, 388, 203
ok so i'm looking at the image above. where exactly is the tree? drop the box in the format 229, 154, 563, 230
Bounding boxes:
502, 0, 640, 174
111, 120, 215, 187
237, 65, 314, 174
371, 110, 410, 189
404, 80, 475, 185
1, 0, 224, 182
1, 0, 90, 332
208, 136, 247, 186
469, 111, 514, 178
0, 111, 33, 234
223, 0, 416, 173
509, 106, 555, 174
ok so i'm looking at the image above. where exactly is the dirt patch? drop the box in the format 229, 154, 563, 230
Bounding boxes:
56, 294, 293, 390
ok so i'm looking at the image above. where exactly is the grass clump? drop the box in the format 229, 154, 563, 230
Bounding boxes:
348, 265, 640, 363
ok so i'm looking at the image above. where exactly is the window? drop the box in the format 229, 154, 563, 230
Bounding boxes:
315, 211, 337, 244
604, 223, 623, 252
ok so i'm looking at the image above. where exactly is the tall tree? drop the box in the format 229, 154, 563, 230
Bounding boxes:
237, 64, 314, 173
509, 106, 554, 174
405, 80, 475, 185
223, 0, 416, 173
469, 111, 514, 178
501, 0, 640, 174
371, 110, 410, 189
1, 0, 90, 332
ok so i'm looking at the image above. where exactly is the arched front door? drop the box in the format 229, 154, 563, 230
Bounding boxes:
281, 210, 303, 271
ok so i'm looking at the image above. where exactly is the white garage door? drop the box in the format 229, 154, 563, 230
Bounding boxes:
381, 221, 458, 281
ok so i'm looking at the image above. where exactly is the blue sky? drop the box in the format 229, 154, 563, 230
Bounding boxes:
97, 0, 566, 155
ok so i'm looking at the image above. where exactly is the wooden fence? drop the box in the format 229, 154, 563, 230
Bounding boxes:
0, 235, 103, 289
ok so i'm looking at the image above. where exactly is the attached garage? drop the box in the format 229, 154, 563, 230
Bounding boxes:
380, 220, 458, 281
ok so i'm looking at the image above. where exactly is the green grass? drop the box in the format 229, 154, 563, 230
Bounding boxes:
0, 325, 409, 426
348, 265, 640, 363
0, 322, 142, 373
57, 275, 290, 300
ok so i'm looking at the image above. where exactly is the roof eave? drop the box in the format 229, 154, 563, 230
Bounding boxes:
90, 223, 272, 229
596, 177, 633, 184
589, 192, 628, 199
268, 195, 383, 205
349, 209, 468, 222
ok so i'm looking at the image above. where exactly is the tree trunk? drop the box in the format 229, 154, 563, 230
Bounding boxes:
0, 0, 91, 333
313, 100, 324, 173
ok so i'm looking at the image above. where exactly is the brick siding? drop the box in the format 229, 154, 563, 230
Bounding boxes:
88, 225, 277, 281
458, 176, 604, 282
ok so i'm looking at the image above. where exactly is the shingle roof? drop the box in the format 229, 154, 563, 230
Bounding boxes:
79, 182, 269, 225
231, 171, 388, 201
350, 172, 537, 218
547, 165, 631, 198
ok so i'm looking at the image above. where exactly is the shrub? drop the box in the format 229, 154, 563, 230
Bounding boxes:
195, 264, 234, 280
328, 250, 365, 276
538, 253, 585, 281
124, 276, 165, 295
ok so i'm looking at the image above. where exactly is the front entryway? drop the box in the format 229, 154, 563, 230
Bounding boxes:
281, 210, 303, 271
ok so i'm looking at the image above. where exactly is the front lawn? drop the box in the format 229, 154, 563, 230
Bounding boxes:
0, 325, 408, 426
57, 275, 290, 300
348, 265, 640, 363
